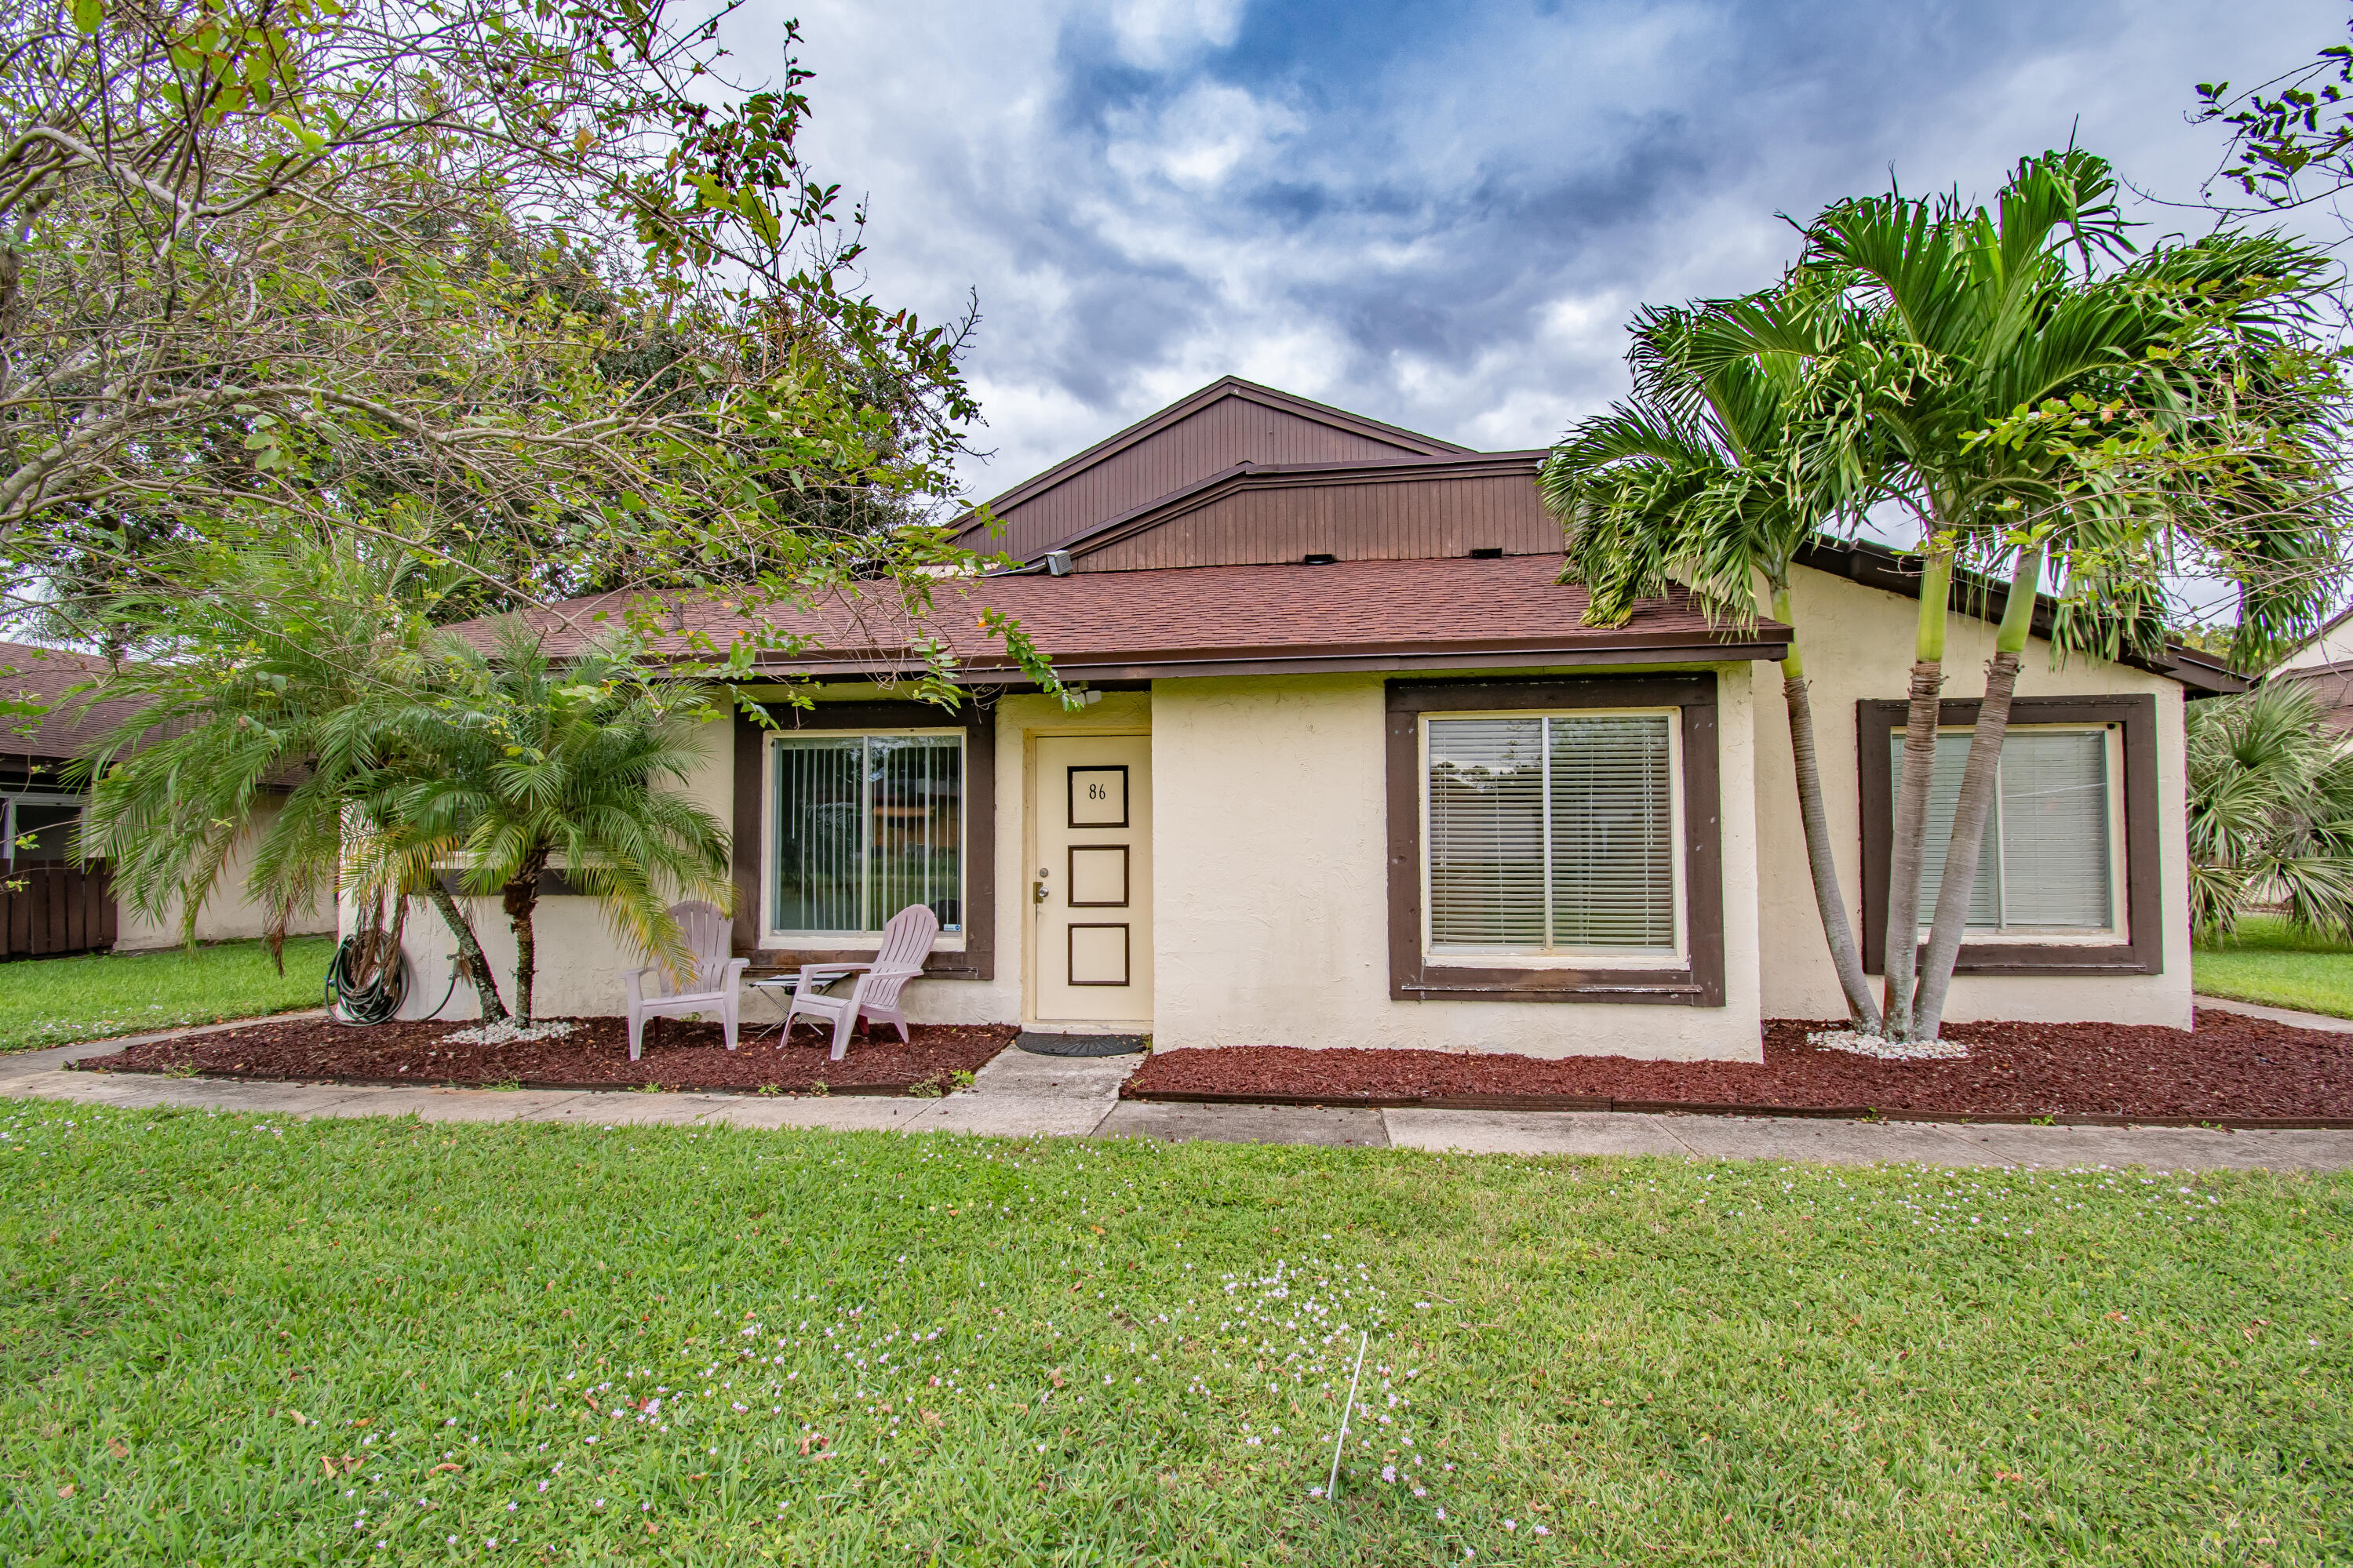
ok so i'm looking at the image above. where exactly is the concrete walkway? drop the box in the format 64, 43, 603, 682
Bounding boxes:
3, 1029, 2348, 1170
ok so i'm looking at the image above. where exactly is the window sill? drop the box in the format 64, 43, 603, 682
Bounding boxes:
1394, 963, 1710, 1005
761, 935, 969, 955
1940, 941, 2154, 977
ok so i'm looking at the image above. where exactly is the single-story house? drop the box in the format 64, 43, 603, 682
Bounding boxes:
389, 377, 2244, 1057
1, 640, 337, 957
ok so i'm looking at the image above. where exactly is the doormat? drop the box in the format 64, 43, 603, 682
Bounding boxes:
1016, 1031, 1148, 1057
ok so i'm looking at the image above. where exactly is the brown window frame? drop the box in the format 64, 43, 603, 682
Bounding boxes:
1856, 693, 2161, 977
1386, 674, 1725, 1006
731, 698, 996, 981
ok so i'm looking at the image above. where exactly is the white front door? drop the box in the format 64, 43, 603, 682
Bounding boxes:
1031, 734, 1153, 1024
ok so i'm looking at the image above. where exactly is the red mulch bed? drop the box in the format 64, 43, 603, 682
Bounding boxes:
1122, 1013, 2353, 1126
71, 1016, 1014, 1095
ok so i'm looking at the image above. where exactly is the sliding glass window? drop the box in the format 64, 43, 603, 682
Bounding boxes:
771, 733, 963, 937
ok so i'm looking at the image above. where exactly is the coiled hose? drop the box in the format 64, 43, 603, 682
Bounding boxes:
325, 930, 410, 1025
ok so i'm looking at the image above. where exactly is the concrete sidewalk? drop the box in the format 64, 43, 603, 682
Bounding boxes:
3, 1031, 2348, 1170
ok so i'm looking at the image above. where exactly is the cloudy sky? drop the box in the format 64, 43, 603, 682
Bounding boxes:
728, 0, 2341, 502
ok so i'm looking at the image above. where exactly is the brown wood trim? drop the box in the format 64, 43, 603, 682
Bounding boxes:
1065, 922, 1132, 986
1066, 764, 1131, 828
1065, 843, 1131, 908
1386, 674, 1725, 1006
730, 696, 996, 982
1856, 693, 2162, 977
724, 638, 1792, 685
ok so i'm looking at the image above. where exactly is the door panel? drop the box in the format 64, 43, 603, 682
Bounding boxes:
1033, 735, 1153, 1023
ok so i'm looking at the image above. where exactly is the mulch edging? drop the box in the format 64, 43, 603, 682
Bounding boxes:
1124, 1089, 2353, 1130
1122, 1012, 2353, 1126
67, 1015, 1015, 1097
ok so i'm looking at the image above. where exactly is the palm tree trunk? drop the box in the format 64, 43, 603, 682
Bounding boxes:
420, 875, 508, 1023
504, 850, 548, 1026
1881, 545, 1953, 1040
1913, 545, 2043, 1040
1773, 588, 1881, 1031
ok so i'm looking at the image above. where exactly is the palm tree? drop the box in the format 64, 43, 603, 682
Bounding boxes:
1543, 290, 1885, 1030
377, 620, 730, 1025
1704, 148, 2340, 1039
2187, 682, 2353, 941
75, 537, 513, 1021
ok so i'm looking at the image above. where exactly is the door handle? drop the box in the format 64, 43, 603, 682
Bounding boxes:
1033, 880, 1050, 904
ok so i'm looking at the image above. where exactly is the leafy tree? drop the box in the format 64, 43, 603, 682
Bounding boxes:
2187, 682, 2353, 941
2196, 13, 2353, 213
369, 620, 730, 1025
1543, 289, 1885, 1030
0, 0, 996, 668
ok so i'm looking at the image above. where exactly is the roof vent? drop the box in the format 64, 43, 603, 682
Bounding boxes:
1301, 552, 1338, 566
1468, 547, 1503, 560
1044, 549, 1073, 576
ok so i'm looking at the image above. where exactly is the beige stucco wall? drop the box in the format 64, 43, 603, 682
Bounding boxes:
1149, 667, 1765, 1060
114, 795, 338, 951
371, 691, 1160, 1028
1753, 564, 2195, 1028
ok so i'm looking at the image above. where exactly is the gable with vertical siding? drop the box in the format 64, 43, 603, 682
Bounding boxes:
956, 377, 1466, 563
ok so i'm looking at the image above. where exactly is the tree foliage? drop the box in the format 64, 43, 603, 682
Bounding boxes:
0, 0, 1012, 681
2187, 681, 2353, 942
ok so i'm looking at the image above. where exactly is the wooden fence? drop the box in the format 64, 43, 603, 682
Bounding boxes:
2, 864, 116, 959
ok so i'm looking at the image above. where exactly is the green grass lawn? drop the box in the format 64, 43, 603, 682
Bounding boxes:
2, 1104, 2345, 1564
0, 935, 334, 1053
2194, 915, 2353, 1019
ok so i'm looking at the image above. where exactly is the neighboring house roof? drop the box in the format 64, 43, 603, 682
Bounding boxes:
953, 377, 1475, 565
510, 553, 1794, 683
0, 641, 139, 769
2275, 598, 2353, 675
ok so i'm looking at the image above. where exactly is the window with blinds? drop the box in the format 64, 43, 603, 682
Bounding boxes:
772, 733, 963, 937
1424, 712, 1679, 955
1896, 727, 2114, 932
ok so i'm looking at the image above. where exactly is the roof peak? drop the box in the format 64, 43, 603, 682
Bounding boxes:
960, 376, 1470, 533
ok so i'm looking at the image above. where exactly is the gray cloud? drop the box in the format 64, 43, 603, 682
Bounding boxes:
735, 0, 2342, 496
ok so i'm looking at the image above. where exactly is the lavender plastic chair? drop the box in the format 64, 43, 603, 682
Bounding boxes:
783, 904, 940, 1061
621, 901, 750, 1062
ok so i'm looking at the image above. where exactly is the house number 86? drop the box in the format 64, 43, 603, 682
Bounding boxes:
1089, 782, 1108, 799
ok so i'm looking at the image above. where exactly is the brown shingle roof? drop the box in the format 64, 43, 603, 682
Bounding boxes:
0, 642, 142, 765
508, 553, 1790, 681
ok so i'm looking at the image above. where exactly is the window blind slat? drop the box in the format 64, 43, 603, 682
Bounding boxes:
1894, 729, 2111, 932
1426, 713, 1675, 954
1998, 731, 2111, 928
1548, 715, 1675, 949
774, 735, 964, 936
1904, 734, 2001, 929
774, 737, 863, 932
1427, 719, 1546, 948
867, 737, 965, 932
